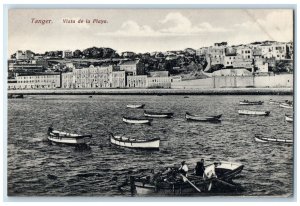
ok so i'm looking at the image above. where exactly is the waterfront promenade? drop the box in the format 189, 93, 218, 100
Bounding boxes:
7, 87, 293, 95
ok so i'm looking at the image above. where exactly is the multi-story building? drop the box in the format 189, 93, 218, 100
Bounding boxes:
127, 75, 147, 88
286, 42, 293, 59
15, 50, 34, 60
260, 43, 287, 60
119, 60, 144, 76
73, 65, 113, 88
208, 45, 226, 65
236, 46, 253, 60
223, 55, 237, 68
232, 55, 253, 70
112, 71, 126, 88
62, 50, 73, 58
147, 76, 172, 88
10, 72, 61, 89
62, 72, 75, 88
196, 47, 209, 56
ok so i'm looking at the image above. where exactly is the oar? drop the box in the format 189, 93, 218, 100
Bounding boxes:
179, 174, 201, 193
214, 178, 237, 188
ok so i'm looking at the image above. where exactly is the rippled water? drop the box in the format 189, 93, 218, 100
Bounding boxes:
7, 95, 293, 197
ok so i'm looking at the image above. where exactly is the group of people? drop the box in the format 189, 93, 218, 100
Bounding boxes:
178, 159, 219, 180
147, 159, 219, 185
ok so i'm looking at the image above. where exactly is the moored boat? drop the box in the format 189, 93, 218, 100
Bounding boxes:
185, 112, 222, 122
285, 114, 293, 123
8, 94, 24, 99
127, 104, 145, 109
239, 100, 263, 105
238, 110, 270, 116
254, 134, 293, 144
280, 103, 293, 109
123, 116, 153, 124
110, 134, 160, 150
133, 161, 243, 195
47, 127, 92, 145
144, 110, 173, 118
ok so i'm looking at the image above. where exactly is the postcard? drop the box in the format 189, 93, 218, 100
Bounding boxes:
6, 7, 294, 198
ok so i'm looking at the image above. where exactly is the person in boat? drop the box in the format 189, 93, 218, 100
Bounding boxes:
203, 162, 219, 180
178, 161, 189, 177
48, 126, 53, 134
195, 159, 205, 177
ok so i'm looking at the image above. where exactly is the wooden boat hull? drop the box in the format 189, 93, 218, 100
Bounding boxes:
47, 129, 91, 145
254, 135, 293, 144
127, 104, 145, 109
134, 176, 241, 196
238, 110, 270, 116
239, 101, 263, 105
122, 117, 152, 124
144, 111, 173, 118
47, 136, 88, 144
285, 115, 293, 122
185, 113, 222, 122
134, 161, 243, 195
280, 103, 293, 109
110, 136, 160, 150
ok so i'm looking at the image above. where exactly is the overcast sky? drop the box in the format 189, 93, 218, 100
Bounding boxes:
8, 9, 293, 55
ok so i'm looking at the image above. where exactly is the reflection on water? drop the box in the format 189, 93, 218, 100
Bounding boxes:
8, 95, 293, 196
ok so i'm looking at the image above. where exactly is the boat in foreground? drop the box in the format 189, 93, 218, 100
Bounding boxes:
144, 110, 174, 118
254, 134, 293, 144
123, 116, 153, 124
47, 127, 92, 145
280, 103, 293, 109
239, 100, 263, 105
285, 114, 293, 123
185, 112, 222, 122
127, 104, 145, 109
110, 134, 160, 150
133, 161, 244, 195
238, 110, 270, 116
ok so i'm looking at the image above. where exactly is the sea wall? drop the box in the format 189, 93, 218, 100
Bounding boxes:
171, 74, 293, 89
7, 88, 293, 95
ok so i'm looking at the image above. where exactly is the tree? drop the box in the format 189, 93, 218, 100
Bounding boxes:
73, 49, 82, 58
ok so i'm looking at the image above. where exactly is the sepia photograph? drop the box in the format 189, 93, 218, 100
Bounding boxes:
6, 7, 294, 198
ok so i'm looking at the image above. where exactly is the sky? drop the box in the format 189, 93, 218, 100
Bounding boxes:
8, 9, 294, 55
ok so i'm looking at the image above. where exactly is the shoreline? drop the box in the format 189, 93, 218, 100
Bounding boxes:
7, 88, 293, 95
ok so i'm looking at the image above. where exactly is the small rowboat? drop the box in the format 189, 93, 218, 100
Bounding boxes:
254, 134, 293, 144
144, 110, 173, 118
238, 110, 270, 116
127, 104, 145, 109
47, 127, 92, 145
280, 103, 293, 109
185, 112, 222, 122
133, 161, 243, 195
110, 134, 160, 150
239, 100, 263, 105
285, 114, 293, 122
123, 116, 152, 124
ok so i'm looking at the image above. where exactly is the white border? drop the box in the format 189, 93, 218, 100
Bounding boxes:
1, 0, 299, 206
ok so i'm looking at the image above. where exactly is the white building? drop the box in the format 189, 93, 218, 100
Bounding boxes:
62, 50, 73, 58
127, 75, 147, 88
223, 56, 236, 68
9, 73, 61, 89
236, 46, 253, 60
147, 76, 172, 88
